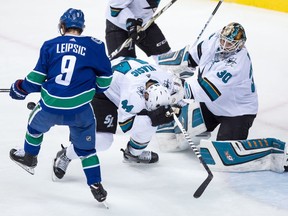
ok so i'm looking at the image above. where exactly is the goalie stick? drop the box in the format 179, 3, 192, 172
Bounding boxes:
108, 0, 178, 60
171, 111, 213, 198
192, 0, 224, 47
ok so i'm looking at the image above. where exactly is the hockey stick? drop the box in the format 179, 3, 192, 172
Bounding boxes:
0, 87, 36, 110
171, 112, 213, 198
108, 0, 178, 60
192, 0, 224, 47
0, 88, 10, 92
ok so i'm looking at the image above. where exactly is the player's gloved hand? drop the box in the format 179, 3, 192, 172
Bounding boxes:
138, 105, 174, 127
126, 18, 146, 43
9, 79, 28, 100
171, 104, 182, 116
170, 74, 185, 104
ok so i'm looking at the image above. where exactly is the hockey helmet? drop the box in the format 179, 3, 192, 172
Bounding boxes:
145, 82, 171, 111
219, 22, 246, 53
59, 8, 85, 34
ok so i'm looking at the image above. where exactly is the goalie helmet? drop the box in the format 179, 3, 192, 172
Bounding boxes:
219, 22, 246, 53
59, 8, 85, 35
145, 83, 171, 111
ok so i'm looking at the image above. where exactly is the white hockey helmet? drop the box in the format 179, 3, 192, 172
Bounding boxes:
219, 22, 246, 53
145, 82, 171, 111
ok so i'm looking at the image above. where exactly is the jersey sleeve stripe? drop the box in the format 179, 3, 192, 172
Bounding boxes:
198, 77, 221, 101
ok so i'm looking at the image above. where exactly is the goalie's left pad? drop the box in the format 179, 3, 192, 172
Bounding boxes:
155, 101, 207, 152
200, 138, 288, 173
157, 46, 195, 78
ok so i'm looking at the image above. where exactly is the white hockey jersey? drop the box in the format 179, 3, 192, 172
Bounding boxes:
104, 57, 176, 124
184, 32, 258, 117
106, 0, 160, 30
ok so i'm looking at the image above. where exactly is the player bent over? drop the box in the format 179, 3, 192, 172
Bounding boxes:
53, 57, 183, 178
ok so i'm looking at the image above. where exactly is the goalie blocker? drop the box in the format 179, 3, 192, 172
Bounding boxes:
200, 138, 288, 173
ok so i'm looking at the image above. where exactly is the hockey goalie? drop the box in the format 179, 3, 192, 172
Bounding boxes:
154, 24, 288, 173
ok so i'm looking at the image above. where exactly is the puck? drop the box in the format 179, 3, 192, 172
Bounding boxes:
27, 102, 36, 110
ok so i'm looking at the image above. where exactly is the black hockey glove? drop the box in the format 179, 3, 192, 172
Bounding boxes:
126, 18, 146, 43
138, 105, 181, 127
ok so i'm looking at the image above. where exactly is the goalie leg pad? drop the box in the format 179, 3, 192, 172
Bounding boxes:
200, 138, 287, 173
156, 102, 207, 152
174, 102, 207, 139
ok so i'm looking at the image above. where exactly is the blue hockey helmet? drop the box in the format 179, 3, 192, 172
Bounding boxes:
59, 8, 85, 31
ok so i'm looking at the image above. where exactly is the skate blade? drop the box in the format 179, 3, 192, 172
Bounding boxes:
122, 159, 151, 165
51, 169, 59, 182
12, 160, 35, 175
51, 159, 61, 182
102, 201, 109, 209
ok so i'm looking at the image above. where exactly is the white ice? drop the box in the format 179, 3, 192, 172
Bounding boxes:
0, 0, 287, 215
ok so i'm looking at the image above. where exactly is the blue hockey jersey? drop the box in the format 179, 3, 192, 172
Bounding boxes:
21, 34, 112, 114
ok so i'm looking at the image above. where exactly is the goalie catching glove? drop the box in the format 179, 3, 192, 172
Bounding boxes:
138, 105, 181, 127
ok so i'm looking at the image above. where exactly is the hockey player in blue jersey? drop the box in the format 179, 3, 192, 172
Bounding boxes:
51, 56, 183, 181
9, 8, 112, 203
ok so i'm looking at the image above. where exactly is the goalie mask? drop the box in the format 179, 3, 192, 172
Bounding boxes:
219, 22, 246, 54
145, 82, 171, 111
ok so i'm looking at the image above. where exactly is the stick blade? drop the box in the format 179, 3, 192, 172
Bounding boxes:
193, 174, 213, 198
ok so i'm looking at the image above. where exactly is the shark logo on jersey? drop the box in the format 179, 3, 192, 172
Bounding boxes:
136, 86, 145, 98
163, 79, 172, 89
104, 114, 114, 128
225, 57, 237, 67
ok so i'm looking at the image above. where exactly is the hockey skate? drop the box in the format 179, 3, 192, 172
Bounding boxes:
121, 145, 159, 164
90, 182, 107, 202
52, 145, 71, 181
9, 148, 37, 175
